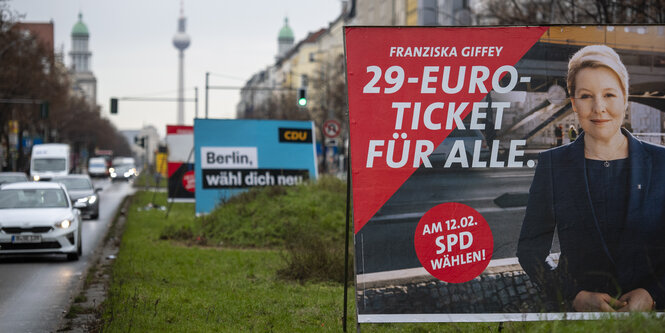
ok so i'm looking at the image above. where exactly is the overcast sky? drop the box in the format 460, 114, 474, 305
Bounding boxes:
8, 0, 343, 137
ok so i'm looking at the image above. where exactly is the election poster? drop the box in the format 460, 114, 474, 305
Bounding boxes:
345, 26, 665, 322
194, 119, 318, 215
166, 125, 195, 203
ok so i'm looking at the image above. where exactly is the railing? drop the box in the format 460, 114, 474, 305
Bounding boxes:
633, 133, 665, 146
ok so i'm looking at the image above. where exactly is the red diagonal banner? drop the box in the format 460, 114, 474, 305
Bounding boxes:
345, 27, 548, 234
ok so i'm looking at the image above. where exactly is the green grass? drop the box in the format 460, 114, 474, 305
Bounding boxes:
100, 186, 665, 332
133, 169, 167, 188
196, 176, 347, 248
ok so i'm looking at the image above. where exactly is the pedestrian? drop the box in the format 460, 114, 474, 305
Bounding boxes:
568, 125, 578, 141
554, 124, 563, 146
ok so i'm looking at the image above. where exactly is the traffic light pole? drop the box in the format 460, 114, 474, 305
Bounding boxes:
110, 87, 198, 117
205, 72, 209, 119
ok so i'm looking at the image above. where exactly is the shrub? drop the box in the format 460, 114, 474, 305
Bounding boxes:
277, 222, 353, 284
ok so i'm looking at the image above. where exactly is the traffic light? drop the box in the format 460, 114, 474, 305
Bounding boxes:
40, 101, 49, 119
297, 87, 307, 107
110, 98, 118, 114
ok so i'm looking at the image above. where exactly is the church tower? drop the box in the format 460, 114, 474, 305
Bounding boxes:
69, 12, 97, 105
276, 17, 294, 61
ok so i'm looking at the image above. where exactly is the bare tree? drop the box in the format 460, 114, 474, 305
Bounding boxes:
0, 1, 130, 171
483, 0, 665, 25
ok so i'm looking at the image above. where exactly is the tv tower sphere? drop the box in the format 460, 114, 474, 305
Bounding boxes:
173, 30, 190, 50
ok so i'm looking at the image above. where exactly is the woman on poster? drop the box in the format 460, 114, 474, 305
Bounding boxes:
517, 45, 665, 312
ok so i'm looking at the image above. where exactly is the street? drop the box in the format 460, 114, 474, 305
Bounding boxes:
355, 166, 561, 274
0, 179, 134, 332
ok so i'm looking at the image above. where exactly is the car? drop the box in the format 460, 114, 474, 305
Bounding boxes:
109, 164, 137, 182
0, 172, 29, 185
50, 175, 101, 220
0, 181, 82, 261
88, 157, 109, 178
429, 127, 490, 167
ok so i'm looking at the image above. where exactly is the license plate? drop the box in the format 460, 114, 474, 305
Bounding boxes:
12, 235, 42, 243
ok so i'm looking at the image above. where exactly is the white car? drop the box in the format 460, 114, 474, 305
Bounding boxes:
0, 181, 82, 260
88, 157, 109, 178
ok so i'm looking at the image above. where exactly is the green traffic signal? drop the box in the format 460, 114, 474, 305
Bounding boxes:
297, 88, 307, 107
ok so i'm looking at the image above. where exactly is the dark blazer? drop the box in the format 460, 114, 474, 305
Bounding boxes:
517, 129, 665, 310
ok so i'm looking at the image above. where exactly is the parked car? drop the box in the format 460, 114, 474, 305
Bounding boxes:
0, 181, 82, 261
88, 157, 109, 178
110, 164, 137, 182
0, 172, 29, 185
50, 175, 101, 220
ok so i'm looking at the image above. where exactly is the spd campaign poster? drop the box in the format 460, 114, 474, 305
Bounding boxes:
194, 119, 318, 214
345, 26, 665, 322
166, 125, 195, 202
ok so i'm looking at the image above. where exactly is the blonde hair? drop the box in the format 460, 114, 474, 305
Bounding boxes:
567, 45, 629, 103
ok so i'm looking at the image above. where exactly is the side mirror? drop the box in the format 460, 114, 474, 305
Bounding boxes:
95, 187, 103, 193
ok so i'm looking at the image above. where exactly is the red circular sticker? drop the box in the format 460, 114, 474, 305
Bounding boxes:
182, 170, 195, 192
414, 202, 493, 283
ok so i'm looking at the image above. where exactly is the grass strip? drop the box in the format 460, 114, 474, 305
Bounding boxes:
100, 189, 665, 332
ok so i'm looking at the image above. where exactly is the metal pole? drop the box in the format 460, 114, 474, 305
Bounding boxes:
194, 87, 199, 119
343, 155, 351, 332
205, 71, 209, 118
177, 50, 185, 125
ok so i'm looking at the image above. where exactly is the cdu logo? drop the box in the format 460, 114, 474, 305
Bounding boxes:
279, 128, 312, 143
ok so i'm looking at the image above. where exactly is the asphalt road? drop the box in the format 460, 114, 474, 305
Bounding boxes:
356, 166, 557, 274
0, 178, 134, 333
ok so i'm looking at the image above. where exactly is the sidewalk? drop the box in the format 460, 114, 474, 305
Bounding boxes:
356, 257, 558, 314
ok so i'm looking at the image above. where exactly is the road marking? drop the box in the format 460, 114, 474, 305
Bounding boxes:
371, 205, 525, 222
486, 173, 533, 178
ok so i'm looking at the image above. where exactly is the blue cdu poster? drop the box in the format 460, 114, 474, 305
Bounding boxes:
194, 118, 318, 214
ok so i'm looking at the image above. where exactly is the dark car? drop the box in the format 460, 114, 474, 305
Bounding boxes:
0, 172, 29, 185
110, 164, 137, 182
50, 175, 101, 219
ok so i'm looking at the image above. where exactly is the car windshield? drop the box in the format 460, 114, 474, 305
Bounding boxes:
0, 174, 27, 184
113, 164, 134, 172
89, 163, 106, 168
33, 158, 66, 172
0, 188, 69, 209
52, 178, 92, 190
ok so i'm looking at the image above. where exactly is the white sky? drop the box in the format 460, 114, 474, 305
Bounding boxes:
8, 0, 343, 138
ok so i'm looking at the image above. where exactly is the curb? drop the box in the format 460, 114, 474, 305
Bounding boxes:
56, 194, 133, 332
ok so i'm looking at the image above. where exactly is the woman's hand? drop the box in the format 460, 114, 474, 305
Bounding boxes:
573, 290, 626, 312
617, 288, 655, 312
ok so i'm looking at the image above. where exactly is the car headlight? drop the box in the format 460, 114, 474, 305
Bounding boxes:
76, 195, 97, 205
33, 175, 40, 181
55, 219, 72, 229
110, 172, 117, 177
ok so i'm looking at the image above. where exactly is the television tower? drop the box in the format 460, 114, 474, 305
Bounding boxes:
172, 1, 190, 125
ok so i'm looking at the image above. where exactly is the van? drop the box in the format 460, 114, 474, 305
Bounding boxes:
30, 143, 71, 181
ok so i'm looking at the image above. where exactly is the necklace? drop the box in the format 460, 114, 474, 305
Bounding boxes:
585, 136, 628, 167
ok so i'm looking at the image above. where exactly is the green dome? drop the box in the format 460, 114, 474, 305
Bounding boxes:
278, 17, 294, 41
72, 12, 89, 36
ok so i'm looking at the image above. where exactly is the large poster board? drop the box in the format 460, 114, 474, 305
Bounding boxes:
166, 125, 195, 202
194, 119, 318, 215
345, 26, 665, 322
